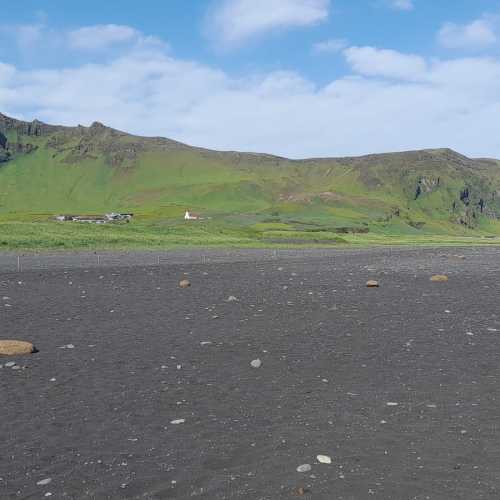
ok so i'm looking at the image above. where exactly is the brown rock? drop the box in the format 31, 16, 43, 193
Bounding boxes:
179, 279, 191, 289
0, 340, 36, 356
430, 275, 449, 282
295, 487, 309, 496
366, 280, 380, 288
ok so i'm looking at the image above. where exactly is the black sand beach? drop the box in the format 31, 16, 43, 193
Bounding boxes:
2, 247, 500, 499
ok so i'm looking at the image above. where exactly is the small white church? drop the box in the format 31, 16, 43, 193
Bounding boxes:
184, 210, 201, 221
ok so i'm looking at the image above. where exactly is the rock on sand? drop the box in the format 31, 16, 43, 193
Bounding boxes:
366, 280, 380, 288
296, 464, 312, 473
0, 340, 37, 356
317, 455, 332, 464
430, 275, 449, 282
179, 280, 191, 289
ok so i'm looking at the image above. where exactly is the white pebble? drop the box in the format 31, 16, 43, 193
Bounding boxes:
297, 464, 312, 473
250, 359, 262, 369
171, 419, 185, 425
37, 478, 52, 486
317, 455, 332, 464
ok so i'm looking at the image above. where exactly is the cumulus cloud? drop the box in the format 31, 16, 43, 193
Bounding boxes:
313, 38, 348, 53
68, 24, 141, 50
343, 46, 427, 81
438, 17, 497, 50
1, 21, 166, 56
208, 0, 330, 46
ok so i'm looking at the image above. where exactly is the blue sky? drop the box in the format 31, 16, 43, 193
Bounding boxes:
2, 0, 500, 158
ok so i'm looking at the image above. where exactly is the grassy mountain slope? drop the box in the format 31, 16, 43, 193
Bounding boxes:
1, 112, 500, 248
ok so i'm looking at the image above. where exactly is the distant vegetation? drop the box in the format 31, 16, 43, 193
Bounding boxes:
1, 112, 500, 250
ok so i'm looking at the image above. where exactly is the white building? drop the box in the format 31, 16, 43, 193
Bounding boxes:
184, 210, 201, 220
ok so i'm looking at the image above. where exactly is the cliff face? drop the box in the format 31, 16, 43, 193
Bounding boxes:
0, 113, 65, 137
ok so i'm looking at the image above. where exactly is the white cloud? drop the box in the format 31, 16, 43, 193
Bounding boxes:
438, 17, 497, 50
389, 0, 414, 11
343, 46, 427, 81
68, 24, 141, 50
2, 34, 500, 159
208, 0, 330, 46
313, 38, 348, 53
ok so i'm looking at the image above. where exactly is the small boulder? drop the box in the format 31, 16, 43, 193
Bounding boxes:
0, 340, 37, 356
431, 275, 449, 282
366, 280, 379, 288
179, 280, 191, 289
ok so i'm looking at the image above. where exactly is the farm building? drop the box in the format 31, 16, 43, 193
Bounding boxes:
184, 210, 202, 220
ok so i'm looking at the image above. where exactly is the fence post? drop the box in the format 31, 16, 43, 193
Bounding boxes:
17, 255, 21, 272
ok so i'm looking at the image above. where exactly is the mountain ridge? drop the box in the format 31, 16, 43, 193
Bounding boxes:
1, 111, 500, 236
1, 111, 495, 164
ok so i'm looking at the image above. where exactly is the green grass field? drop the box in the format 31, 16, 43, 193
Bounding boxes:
1, 216, 500, 251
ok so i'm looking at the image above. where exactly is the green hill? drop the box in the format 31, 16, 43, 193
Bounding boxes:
1, 112, 500, 248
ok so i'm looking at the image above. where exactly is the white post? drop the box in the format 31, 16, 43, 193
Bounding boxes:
17, 255, 20, 272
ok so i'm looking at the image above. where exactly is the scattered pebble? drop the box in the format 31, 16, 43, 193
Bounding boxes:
366, 280, 379, 288
179, 280, 191, 289
37, 478, 52, 486
386, 402, 399, 406
296, 464, 312, 473
171, 419, 185, 425
317, 455, 332, 464
250, 359, 262, 369
227, 296, 238, 302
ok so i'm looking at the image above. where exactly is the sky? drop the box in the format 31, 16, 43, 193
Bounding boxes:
1, 0, 500, 158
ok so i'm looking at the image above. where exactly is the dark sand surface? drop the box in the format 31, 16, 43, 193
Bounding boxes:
2, 247, 500, 499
